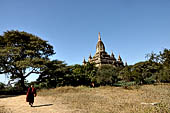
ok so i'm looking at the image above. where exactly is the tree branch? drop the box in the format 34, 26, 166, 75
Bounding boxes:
24, 68, 41, 78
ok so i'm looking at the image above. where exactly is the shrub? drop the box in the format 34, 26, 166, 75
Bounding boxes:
0, 82, 5, 89
0, 86, 26, 95
144, 76, 156, 84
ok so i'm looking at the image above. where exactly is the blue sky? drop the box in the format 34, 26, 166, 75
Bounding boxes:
0, 0, 170, 83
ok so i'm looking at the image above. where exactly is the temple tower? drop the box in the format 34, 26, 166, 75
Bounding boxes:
83, 32, 124, 67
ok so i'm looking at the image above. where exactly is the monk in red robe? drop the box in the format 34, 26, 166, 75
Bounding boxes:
26, 84, 36, 107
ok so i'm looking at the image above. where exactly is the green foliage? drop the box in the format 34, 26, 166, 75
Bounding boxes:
38, 82, 48, 89
143, 76, 156, 84
0, 82, 5, 89
67, 63, 97, 86
147, 48, 170, 83
130, 61, 161, 84
0, 87, 26, 95
39, 62, 97, 87
0, 30, 55, 90
158, 67, 170, 83
95, 65, 118, 86
161, 49, 170, 67
37, 60, 68, 88
113, 81, 136, 87
83, 62, 97, 82
118, 49, 170, 85
118, 65, 133, 81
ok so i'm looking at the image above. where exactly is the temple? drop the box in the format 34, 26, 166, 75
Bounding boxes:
83, 32, 124, 67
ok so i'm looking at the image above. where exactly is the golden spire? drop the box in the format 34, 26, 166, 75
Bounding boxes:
125, 61, 128, 66
111, 50, 114, 57
98, 32, 101, 41
88, 53, 92, 62
89, 53, 92, 59
118, 54, 122, 61
83, 57, 86, 65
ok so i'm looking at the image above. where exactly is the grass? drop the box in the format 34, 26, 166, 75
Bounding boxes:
38, 84, 170, 113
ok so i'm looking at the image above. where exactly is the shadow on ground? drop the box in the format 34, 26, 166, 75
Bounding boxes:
32, 104, 53, 108
0, 95, 22, 99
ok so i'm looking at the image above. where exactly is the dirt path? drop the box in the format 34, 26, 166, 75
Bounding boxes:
0, 95, 74, 113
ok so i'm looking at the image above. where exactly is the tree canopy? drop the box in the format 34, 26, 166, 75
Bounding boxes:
0, 30, 55, 89
37, 60, 69, 88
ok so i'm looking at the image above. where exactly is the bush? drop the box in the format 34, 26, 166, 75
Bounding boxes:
0, 86, 26, 95
144, 76, 156, 84
113, 81, 136, 87
0, 82, 5, 89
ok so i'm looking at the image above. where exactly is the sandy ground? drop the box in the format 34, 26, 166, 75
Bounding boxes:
0, 95, 73, 113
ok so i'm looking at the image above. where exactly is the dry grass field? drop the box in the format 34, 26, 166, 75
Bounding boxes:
38, 84, 170, 113
0, 106, 11, 113
0, 84, 170, 113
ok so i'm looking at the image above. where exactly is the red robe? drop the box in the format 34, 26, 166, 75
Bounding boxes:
26, 87, 36, 103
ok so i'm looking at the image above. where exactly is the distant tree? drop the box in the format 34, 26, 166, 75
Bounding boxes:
147, 49, 170, 66
83, 62, 97, 83
160, 49, 170, 67
37, 60, 68, 88
158, 49, 170, 82
61, 63, 97, 86
119, 65, 133, 82
147, 48, 170, 83
70, 64, 91, 86
158, 67, 170, 83
0, 30, 55, 90
146, 52, 161, 63
96, 65, 118, 86
131, 61, 161, 84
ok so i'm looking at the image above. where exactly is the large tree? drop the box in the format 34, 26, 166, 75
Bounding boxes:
0, 30, 55, 90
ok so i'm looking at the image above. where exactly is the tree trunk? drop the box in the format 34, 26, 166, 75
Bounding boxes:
20, 77, 26, 91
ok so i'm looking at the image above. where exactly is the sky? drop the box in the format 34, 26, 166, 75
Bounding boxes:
0, 0, 170, 83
